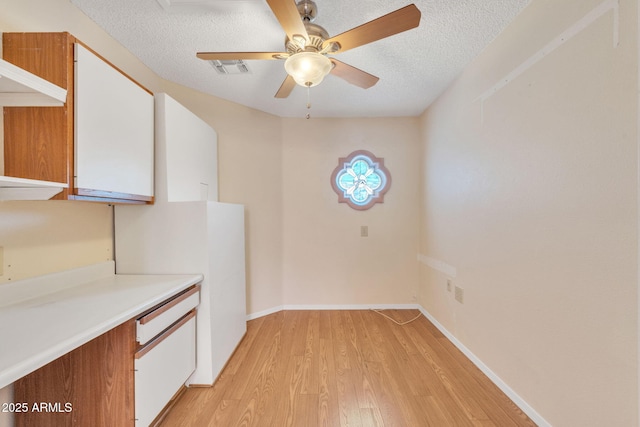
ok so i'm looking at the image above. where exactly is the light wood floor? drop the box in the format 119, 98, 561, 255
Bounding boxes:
160, 310, 536, 426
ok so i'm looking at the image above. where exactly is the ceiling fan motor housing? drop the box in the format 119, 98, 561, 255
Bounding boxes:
286, 22, 329, 54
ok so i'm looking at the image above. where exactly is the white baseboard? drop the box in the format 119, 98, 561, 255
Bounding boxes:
283, 303, 421, 311
246, 303, 420, 320
246, 305, 284, 321
418, 306, 551, 427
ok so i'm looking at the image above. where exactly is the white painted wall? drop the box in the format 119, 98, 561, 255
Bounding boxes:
418, 0, 638, 425
0, 201, 113, 284
281, 117, 421, 307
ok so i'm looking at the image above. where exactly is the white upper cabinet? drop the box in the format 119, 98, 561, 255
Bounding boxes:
155, 93, 218, 202
74, 43, 154, 199
3, 32, 154, 204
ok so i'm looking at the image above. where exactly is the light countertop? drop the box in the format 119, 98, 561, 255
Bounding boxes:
0, 261, 203, 389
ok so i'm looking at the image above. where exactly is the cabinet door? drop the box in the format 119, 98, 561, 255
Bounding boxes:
74, 43, 154, 200
155, 93, 218, 202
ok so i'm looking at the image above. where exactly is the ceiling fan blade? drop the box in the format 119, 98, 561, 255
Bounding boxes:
324, 4, 421, 53
266, 0, 309, 42
196, 52, 288, 60
275, 75, 296, 98
330, 59, 379, 89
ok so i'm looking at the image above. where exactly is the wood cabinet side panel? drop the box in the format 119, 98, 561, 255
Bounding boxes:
14, 353, 76, 427
2, 32, 76, 199
4, 107, 69, 185
77, 320, 136, 427
2, 33, 72, 88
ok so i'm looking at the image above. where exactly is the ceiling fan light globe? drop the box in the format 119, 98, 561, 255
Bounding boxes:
284, 52, 332, 87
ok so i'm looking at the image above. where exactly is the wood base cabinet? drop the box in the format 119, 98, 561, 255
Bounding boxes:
13, 285, 199, 426
2, 32, 154, 204
14, 321, 136, 427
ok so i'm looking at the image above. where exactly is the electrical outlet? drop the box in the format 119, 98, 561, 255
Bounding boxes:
446, 279, 452, 292
455, 286, 464, 304
360, 225, 368, 237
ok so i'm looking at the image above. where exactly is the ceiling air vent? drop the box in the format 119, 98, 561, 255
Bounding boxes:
209, 60, 250, 75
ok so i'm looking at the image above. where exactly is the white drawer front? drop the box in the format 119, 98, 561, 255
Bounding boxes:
136, 288, 199, 345
135, 314, 196, 427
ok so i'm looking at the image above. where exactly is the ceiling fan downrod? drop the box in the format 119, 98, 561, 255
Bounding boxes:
296, 0, 318, 22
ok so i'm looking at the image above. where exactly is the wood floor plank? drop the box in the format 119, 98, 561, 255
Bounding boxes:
318, 337, 340, 427
359, 407, 384, 426
349, 310, 380, 363
330, 311, 351, 371
232, 324, 281, 426
366, 310, 434, 397
420, 394, 472, 427
281, 354, 307, 427
223, 311, 283, 401
433, 334, 536, 427
361, 359, 417, 426
293, 393, 319, 427
341, 313, 382, 412
358, 313, 431, 427
405, 324, 496, 424
159, 310, 536, 427
287, 310, 310, 357
208, 399, 240, 427
160, 374, 233, 425
319, 310, 333, 340
222, 315, 265, 377
300, 310, 320, 395
407, 315, 534, 426
330, 313, 364, 427
334, 367, 364, 427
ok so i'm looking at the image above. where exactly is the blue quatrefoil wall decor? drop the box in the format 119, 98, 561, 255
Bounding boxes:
330, 150, 391, 210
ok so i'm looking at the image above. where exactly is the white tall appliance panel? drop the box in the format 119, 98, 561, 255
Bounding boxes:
115, 93, 246, 386
115, 201, 246, 385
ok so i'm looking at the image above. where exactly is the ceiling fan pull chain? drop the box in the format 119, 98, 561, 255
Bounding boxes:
306, 83, 311, 119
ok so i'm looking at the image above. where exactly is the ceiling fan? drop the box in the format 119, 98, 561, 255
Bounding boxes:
196, 0, 421, 98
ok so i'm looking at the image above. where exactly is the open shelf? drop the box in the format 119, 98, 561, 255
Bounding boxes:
0, 58, 67, 106
0, 176, 68, 201
0, 58, 68, 200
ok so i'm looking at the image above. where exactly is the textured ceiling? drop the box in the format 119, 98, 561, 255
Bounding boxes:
69, 0, 531, 118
